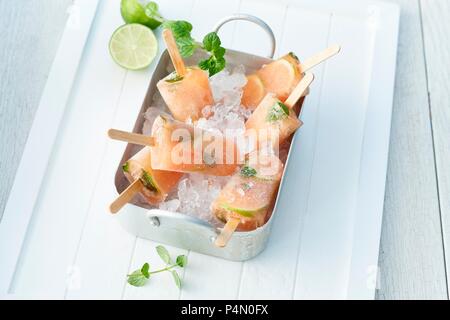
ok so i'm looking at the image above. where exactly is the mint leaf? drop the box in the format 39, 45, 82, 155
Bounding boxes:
156, 245, 171, 264
203, 32, 221, 51
240, 166, 257, 177
176, 255, 188, 268
163, 20, 192, 38
177, 37, 197, 57
141, 262, 150, 279
266, 102, 289, 122
127, 270, 148, 287
199, 32, 226, 76
199, 55, 226, 77
277, 102, 290, 115
211, 56, 226, 76
171, 270, 182, 289
213, 46, 226, 59
198, 58, 211, 71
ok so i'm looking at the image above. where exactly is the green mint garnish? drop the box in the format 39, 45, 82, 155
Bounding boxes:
172, 270, 182, 289
266, 102, 290, 122
198, 32, 226, 76
127, 246, 188, 288
163, 20, 198, 57
240, 166, 257, 178
156, 245, 171, 264
162, 21, 226, 76
127, 269, 149, 287
122, 162, 130, 173
241, 182, 252, 191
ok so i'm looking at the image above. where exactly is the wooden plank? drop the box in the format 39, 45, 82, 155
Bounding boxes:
238, 6, 331, 299
346, 1, 400, 299
8, 0, 124, 297
0, 0, 100, 295
375, 0, 448, 300
292, 10, 373, 299
0, 0, 72, 221
420, 0, 450, 294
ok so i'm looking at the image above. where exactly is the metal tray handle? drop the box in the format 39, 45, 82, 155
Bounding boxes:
213, 14, 276, 59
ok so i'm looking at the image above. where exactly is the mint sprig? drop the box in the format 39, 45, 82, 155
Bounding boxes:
127, 245, 188, 288
266, 102, 290, 122
163, 21, 226, 76
240, 166, 257, 178
198, 32, 226, 76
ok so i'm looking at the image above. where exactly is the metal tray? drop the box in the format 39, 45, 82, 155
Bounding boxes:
114, 15, 305, 261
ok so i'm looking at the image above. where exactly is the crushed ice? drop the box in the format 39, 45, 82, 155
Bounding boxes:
142, 66, 251, 226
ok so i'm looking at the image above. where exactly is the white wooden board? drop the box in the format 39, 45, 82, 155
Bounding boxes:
0, 0, 399, 299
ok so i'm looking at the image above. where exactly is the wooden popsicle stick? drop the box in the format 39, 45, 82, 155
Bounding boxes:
109, 179, 143, 214
300, 44, 341, 72
162, 29, 187, 77
215, 217, 240, 248
108, 129, 155, 147
285, 73, 314, 109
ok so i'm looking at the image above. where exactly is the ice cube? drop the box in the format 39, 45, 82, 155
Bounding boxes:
159, 199, 181, 212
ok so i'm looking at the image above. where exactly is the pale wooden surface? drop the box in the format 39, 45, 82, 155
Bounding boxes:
0, 0, 72, 221
0, 0, 449, 299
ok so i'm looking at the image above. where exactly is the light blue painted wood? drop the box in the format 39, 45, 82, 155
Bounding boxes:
0, 0, 72, 221
376, 0, 448, 300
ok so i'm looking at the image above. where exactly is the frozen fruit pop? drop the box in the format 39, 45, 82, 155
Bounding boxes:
157, 29, 214, 122
150, 116, 240, 176
108, 116, 241, 177
245, 73, 314, 150
242, 45, 340, 109
213, 153, 284, 247
109, 147, 183, 214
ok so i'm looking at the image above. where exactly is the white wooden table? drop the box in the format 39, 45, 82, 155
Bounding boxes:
0, 0, 449, 299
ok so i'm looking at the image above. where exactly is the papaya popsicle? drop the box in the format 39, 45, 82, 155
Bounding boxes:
109, 147, 183, 214
242, 45, 340, 109
245, 73, 314, 150
213, 153, 284, 247
157, 29, 214, 122
150, 115, 240, 176
108, 116, 241, 177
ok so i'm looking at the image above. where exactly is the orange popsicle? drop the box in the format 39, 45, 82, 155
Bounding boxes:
157, 29, 214, 122
242, 46, 340, 109
122, 147, 183, 204
245, 73, 314, 150
109, 147, 182, 214
213, 153, 284, 246
150, 115, 241, 176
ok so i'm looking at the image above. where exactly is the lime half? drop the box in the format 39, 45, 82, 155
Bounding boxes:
109, 24, 158, 70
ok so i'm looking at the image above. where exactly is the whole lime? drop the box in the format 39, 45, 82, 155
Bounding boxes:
121, 0, 164, 30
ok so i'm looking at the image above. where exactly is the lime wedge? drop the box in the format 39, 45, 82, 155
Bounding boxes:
121, 0, 164, 30
109, 24, 158, 70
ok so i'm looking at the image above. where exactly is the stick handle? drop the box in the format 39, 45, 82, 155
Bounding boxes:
300, 44, 341, 72
163, 29, 187, 77
109, 179, 143, 214
108, 129, 155, 147
285, 73, 314, 109
215, 217, 240, 247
